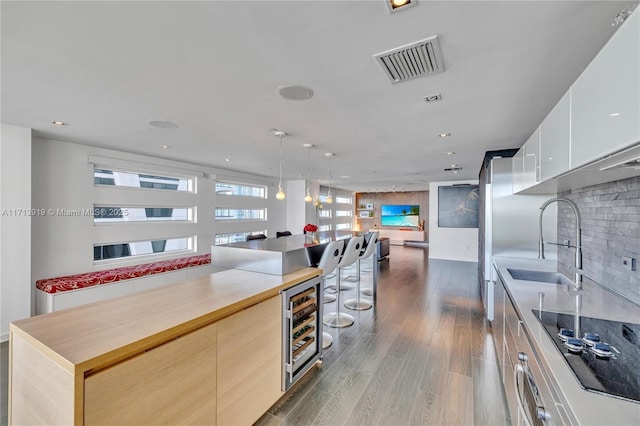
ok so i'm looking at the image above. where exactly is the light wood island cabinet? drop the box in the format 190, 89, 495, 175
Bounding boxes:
85, 323, 218, 425
9, 267, 320, 425
217, 296, 283, 425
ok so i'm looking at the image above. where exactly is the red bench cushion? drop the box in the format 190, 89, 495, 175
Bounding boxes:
36, 254, 211, 294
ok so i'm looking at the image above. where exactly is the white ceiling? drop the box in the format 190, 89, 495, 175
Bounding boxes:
2, 0, 637, 192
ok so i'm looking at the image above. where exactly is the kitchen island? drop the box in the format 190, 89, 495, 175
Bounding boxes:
8, 267, 321, 425
493, 256, 640, 425
211, 230, 354, 274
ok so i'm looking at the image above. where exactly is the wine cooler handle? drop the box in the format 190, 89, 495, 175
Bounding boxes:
288, 300, 294, 385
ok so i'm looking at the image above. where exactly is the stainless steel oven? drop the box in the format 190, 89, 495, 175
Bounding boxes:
281, 276, 322, 391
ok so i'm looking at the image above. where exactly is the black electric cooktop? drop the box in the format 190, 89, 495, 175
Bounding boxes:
533, 309, 640, 403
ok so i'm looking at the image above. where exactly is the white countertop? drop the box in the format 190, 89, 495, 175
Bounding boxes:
493, 256, 640, 425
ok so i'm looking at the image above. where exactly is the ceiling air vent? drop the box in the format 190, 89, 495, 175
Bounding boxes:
373, 35, 444, 84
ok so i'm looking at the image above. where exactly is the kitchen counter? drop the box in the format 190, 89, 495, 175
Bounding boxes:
493, 256, 640, 425
11, 266, 320, 373
10, 266, 321, 425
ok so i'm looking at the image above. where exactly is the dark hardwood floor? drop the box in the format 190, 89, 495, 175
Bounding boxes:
257, 245, 509, 426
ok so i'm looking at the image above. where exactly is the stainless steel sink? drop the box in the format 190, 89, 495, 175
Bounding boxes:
507, 268, 574, 285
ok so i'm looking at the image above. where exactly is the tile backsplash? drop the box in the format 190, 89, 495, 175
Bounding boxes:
557, 176, 640, 305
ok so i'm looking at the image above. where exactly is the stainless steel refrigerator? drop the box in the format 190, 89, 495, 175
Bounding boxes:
478, 154, 557, 321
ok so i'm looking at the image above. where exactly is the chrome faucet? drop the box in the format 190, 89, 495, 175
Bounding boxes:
538, 196, 583, 289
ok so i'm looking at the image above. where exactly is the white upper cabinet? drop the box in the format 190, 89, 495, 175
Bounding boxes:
571, 9, 640, 169
512, 148, 525, 193
522, 127, 541, 189
540, 91, 571, 181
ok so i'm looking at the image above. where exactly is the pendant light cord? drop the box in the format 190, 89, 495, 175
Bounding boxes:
279, 134, 283, 186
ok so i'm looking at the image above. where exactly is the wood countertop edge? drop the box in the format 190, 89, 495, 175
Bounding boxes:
11, 267, 322, 376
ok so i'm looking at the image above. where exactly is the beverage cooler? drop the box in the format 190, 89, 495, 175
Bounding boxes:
281, 276, 323, 391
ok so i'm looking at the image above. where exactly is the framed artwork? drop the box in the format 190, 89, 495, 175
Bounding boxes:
365, 203, 374, 209
359, 211, 370, 217
437, 185, 479, 228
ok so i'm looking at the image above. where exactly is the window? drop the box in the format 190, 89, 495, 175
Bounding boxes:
94, 237, 192, 261
336, 223, 351, 230
215, 182, 266, 198
94, 168, 192, 192
335, 210, 352, 217
215, 208, 266, 221
319, 224, 331, 231
318, 209, 332, 218
93, 206, 192, 223
336, 195, 352, 204
214, 231, 267, 245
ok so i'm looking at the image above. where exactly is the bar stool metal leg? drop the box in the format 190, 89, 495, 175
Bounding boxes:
344, 258, 372, 311
322, 268, 355, 328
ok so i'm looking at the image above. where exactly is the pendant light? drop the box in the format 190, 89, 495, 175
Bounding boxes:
325, 152, 334, 204
273, 130, 287, 201
303, 144, 314, 203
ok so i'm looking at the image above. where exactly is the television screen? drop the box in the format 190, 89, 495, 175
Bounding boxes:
380, 204, 420, 227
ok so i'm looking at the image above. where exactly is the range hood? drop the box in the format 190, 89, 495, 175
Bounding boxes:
521, 142, 640, 195
599, 152, 640, 171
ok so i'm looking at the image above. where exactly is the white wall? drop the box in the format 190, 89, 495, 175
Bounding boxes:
1, 124, 32, 341
285, 180, 307, 234
428, 180, 479, 262
30, 137, 285, 304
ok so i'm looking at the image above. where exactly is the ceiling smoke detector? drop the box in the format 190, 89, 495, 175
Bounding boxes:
277, 85, 314, 101
373, 35, 444, 84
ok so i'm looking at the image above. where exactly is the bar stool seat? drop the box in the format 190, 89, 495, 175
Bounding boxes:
323, 235, 364, 328
345, 231, 378, 311
317, 240, 343, 303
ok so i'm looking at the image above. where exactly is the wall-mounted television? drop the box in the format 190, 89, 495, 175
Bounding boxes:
380, 204, 420, 227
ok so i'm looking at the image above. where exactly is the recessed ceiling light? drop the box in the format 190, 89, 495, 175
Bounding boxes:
148, 120, 178, 129
225, 158, 231, 162
445, 151, 455, 156
277, 85, 314, 101
386, 0, 416, 13
50, 120, 68, 126
609, 112, 621, 117
340, 175, 351, 179
159, 144, 171, 149
424, 93, 442, 103
444, 165, 462, 173
438, 132, 451, 138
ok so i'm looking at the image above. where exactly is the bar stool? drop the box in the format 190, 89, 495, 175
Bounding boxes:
316, 240, 344, 349
323, 235, 364, 328
345, 232, 378, 311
